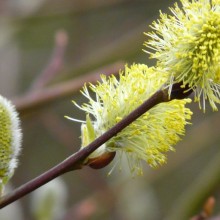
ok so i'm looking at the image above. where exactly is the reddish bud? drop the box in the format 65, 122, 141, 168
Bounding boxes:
86, 151, 116, 169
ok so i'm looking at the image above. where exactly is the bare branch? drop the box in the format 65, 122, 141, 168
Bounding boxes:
13, 61, 124, 115
30, 30, 68, 90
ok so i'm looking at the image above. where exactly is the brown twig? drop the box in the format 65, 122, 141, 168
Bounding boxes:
13, 61, 124, 115
190, 197, 215, 220
30, 30, 68, 90
0, 87, 169, 208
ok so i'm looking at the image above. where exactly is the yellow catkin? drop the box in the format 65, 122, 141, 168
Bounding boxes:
144, 0, 220, 111
69, 64, 192, 175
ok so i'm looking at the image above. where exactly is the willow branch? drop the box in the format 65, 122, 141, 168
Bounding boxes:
30, 30, 68, 90
13, 61, 124, 115
0, 88, 168, 208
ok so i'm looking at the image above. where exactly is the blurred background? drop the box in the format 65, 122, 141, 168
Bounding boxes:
0, 0, 220, 219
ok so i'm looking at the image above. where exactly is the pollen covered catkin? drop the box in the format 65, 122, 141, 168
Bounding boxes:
68, 64, 192, 175
144, 0, 220, 111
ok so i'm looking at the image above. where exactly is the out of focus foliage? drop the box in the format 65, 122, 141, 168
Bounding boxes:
0, 0, 220, 219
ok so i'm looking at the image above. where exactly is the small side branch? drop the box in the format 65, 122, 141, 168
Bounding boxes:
30, 30, 68, 90
13, 61, 124, 115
